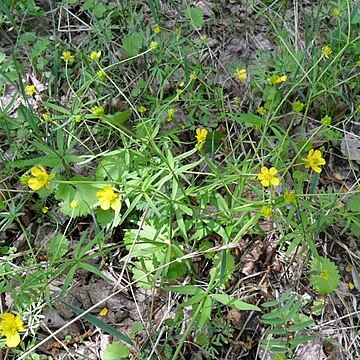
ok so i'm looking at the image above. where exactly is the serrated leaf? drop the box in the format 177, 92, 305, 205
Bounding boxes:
104, 342, 130, 359
310, 256, 340, 294
55, 178, 98, 217
210, 294, 261, 311
47, 234, 69, 261
185, 7, 204, 29
122, 31, 144, 57
96, 153, 128, 181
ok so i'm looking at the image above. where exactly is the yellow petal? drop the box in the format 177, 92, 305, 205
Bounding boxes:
270, 177, 280, 186
28, 178, 43, 191
260, 166, 269, 174
269, 167, 278, 175
111, 197, 121, 210
6, 331, 20, 347
100, 200, 111, 210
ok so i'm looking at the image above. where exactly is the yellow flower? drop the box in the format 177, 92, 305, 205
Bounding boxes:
268, 74, 287, 84
28, 166, 54, 191
196, 128, 208, 145
96, 185, 121, 211
257, 106, 266, 115
322, 46, 332, 58
92, 106, 104, 117
60, 51, 75, 63
258, 166, 280, 187
200, 35, 207, 43
302, 149, 326, 173
70, 200, 79, 209
234, 68, 247, 82
42, 206, 49, 214
0, 313, 25, 348
150, 41, 158, 50
260, 206, 272, 218
176, 88, 184, 96
99, 307, 108, 316
153, 24, 161, 34
89, 51, 101, 61
25, 84, 36, 96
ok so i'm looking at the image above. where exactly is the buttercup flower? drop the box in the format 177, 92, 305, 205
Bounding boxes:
322, 46, 332, 58
96, 185, 121, 211
61, 51, 75, 63
268, 74, 287, 84
28, 166, 54, 191
99, 307, 109, 316
92, 106, 104, 117
260, 206, 272, 218
196, 128, 208, 146
25, 85, 36, 96
257, 106, 266, 115
153, 24, 161, 34
89, 51, 101, 61
234, 68, 247, 82
150, 41, 158, 50
302, 149, 326, 173
0, 313, 25, 348
258, 166, 280, 187
42, 206, 49, 214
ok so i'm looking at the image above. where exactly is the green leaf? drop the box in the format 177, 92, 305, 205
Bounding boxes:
79, 262, 113, 283
233, 113, 266, 127
122, 31, 144, 57
210, 294, 261, 311
185, 7, 204, 29
165, 285, 206, 296
348, 194, 360, 212
104, 342, 130, 359
350, 220, 360, 237
310, 256, 340, 294
198, 296, 212, 329
60, 301, 134, 347
96, 152, 128, 181
55, 178, 98, 217
47, 234, 69, 261
106, 109, 132, 127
